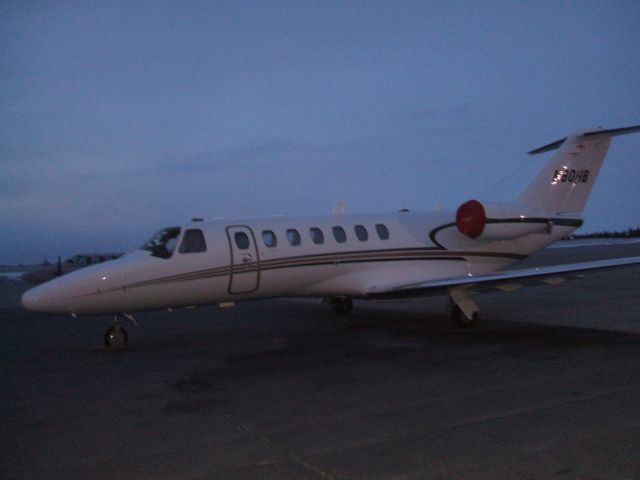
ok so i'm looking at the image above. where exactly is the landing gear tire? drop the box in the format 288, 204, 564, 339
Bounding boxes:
104, 325, 128, 350
450, 304, 479, 328
330, 297, 353, 315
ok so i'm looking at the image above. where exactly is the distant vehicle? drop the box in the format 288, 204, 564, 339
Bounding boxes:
21, 125, 640, 350
22, 253, 123, 285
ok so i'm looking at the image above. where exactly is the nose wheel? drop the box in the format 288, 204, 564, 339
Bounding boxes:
104, 316, 128, 350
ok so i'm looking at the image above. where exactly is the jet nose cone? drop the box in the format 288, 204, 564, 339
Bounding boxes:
21, 288, 38, 311
22, 286, 45, 312
21, 285, 59, 313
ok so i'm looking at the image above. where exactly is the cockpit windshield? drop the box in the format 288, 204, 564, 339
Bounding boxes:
140, 227, 181, 259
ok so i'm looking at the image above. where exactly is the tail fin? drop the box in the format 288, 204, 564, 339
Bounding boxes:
517, 125, 640, 215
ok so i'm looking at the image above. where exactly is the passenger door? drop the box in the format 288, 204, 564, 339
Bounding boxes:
226, 225, 260, 294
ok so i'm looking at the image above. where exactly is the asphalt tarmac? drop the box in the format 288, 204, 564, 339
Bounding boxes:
1, 243, 639, 479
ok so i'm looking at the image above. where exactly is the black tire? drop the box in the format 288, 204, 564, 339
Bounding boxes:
104, 325, 128, 349
331, 297, 353, 315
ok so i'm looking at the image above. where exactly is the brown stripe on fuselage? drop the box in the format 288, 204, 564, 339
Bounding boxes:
96, 247, 526, 293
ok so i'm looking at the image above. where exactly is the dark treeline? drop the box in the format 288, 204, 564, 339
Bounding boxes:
565, 227, 640, 240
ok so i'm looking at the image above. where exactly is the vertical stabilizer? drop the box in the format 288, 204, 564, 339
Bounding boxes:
517, 126, 640, 215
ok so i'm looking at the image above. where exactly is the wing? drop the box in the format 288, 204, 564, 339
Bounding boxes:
366, 256, 640, 300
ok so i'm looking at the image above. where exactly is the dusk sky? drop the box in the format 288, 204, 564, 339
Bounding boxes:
2, 1, 639, 264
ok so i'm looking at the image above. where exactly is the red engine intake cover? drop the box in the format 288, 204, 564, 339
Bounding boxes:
456, 200, 486, 238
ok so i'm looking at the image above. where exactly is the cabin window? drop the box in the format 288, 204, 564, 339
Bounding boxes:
287, 229, 301, 246
179, 229, 207, 253
375, 224, 390, 240
234, 232, 250, 250
141, 227, 181, 259
262, 230, 277, 248
310, 227, 324, 245
332, 226, 347, 243
354, 225, 368, 241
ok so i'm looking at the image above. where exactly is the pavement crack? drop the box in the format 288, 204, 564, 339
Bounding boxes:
217, 412, 340, 480
445, 384, 640, 431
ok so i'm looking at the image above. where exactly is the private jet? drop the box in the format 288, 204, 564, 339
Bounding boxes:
22, 125, 640, 349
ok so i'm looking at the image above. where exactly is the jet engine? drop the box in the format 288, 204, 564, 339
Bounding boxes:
456, 199, 550, 241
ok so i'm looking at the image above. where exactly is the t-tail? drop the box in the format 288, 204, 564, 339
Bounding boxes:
517, 125, 640, 216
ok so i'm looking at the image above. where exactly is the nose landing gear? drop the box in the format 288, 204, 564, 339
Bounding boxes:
104, 315, 129, 351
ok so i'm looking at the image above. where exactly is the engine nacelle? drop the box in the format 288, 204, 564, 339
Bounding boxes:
456, 200, 550, 241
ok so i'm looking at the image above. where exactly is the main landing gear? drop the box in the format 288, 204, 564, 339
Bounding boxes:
326, 293, 479, 328
448, 288, 480, 328
328, 296, 353, 315
448, 301, 480, 328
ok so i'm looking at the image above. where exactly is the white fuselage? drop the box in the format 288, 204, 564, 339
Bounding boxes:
21, 209, 578, 316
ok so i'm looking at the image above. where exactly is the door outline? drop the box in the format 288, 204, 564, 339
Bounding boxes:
226, 225, 260, 294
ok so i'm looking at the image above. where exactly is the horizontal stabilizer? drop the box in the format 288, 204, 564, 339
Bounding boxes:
527, 138, 566, 155
519, 124, 640, 214
528, 125, 640, 156
582, 125, 640, 139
